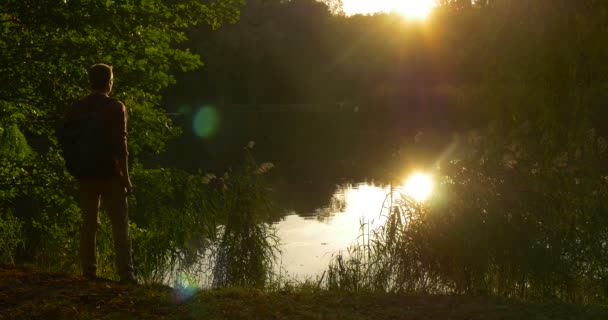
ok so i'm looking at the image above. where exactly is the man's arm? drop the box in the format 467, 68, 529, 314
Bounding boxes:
110, 100, 132, 193
116, 157, 132, 194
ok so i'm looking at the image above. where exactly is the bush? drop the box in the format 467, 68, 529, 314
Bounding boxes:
0, 210, 23, 266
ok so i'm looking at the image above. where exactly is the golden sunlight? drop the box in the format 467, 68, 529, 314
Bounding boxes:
341, 184, 391, 221
342, 0, 437, 20
394, 0, 436, 20
403, 172, 433, 202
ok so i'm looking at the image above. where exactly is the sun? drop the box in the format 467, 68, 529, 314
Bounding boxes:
403, 172, 433, 202
393, 0, 436, 20
342, 0, 437, 18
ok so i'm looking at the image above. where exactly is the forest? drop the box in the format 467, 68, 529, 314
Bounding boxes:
2, 0, 608, 307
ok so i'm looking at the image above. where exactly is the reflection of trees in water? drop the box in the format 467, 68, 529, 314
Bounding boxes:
314, 183, 400, 223
314, 187, 348, 222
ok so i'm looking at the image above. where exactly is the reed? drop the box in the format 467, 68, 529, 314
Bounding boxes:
125, 145, 280, 288
324, 126, 608, 304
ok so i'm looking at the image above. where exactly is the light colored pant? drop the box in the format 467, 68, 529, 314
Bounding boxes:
78, 178, 134, 280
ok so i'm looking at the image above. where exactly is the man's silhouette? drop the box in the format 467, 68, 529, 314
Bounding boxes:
66, 63, 136, 283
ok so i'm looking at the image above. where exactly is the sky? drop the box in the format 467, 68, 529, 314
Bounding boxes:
341, 0, 437, 18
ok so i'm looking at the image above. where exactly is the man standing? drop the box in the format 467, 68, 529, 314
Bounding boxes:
65, 63, 136, 284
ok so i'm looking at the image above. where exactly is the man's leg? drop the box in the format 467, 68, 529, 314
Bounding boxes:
78, 180, 101, 278
103, 179, 136, 282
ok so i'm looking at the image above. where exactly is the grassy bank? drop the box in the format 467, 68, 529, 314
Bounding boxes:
1, 267, 607, 320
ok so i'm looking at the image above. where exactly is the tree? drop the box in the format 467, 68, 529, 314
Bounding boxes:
1, 0, 241, 155
0, 0, 242, 269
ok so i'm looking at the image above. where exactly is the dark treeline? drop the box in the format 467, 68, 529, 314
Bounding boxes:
166, 0, 608, 128
169, 0, 446, 105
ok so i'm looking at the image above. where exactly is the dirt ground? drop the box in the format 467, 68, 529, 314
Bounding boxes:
1, 267, 607, 320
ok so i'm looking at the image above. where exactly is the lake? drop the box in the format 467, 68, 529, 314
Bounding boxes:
158, 104, 449, 282
274, 182, 393, 279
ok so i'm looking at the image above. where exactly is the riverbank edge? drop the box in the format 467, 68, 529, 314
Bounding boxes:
1, 266, 607, 319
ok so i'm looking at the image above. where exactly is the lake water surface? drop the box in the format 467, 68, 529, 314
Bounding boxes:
161, 106, 447, 284
274, 182, 393, 279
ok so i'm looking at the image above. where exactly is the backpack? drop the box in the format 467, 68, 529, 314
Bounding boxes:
58, 97, 116, 179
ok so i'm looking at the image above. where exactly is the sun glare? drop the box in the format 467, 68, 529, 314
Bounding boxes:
342, 0, 437, 20
403, 173, 433, 202
394, 0, 436, 20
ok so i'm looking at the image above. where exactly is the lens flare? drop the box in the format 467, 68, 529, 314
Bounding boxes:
192, 106, 219, 138
174, 272, 198, 301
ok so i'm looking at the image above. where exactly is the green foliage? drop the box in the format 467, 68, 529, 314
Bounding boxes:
0, 149, 81, 272
0, 210, 23, 266
0, 123, 33, 160
0, 0, 241, 156
0, 0, 243, 276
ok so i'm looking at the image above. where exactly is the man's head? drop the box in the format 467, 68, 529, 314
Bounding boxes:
88, 63, 113, 94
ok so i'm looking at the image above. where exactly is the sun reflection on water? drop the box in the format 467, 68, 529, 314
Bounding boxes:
402, 172, 433, 202
338, 183, 392, 223
276, 173, 434, 279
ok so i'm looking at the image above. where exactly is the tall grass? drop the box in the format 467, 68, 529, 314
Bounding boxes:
324, 125, 608, 304
0, 210, 23, 266
127, 145, 280, 288
326, 187, 443, 294
211, 148, 280, 288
